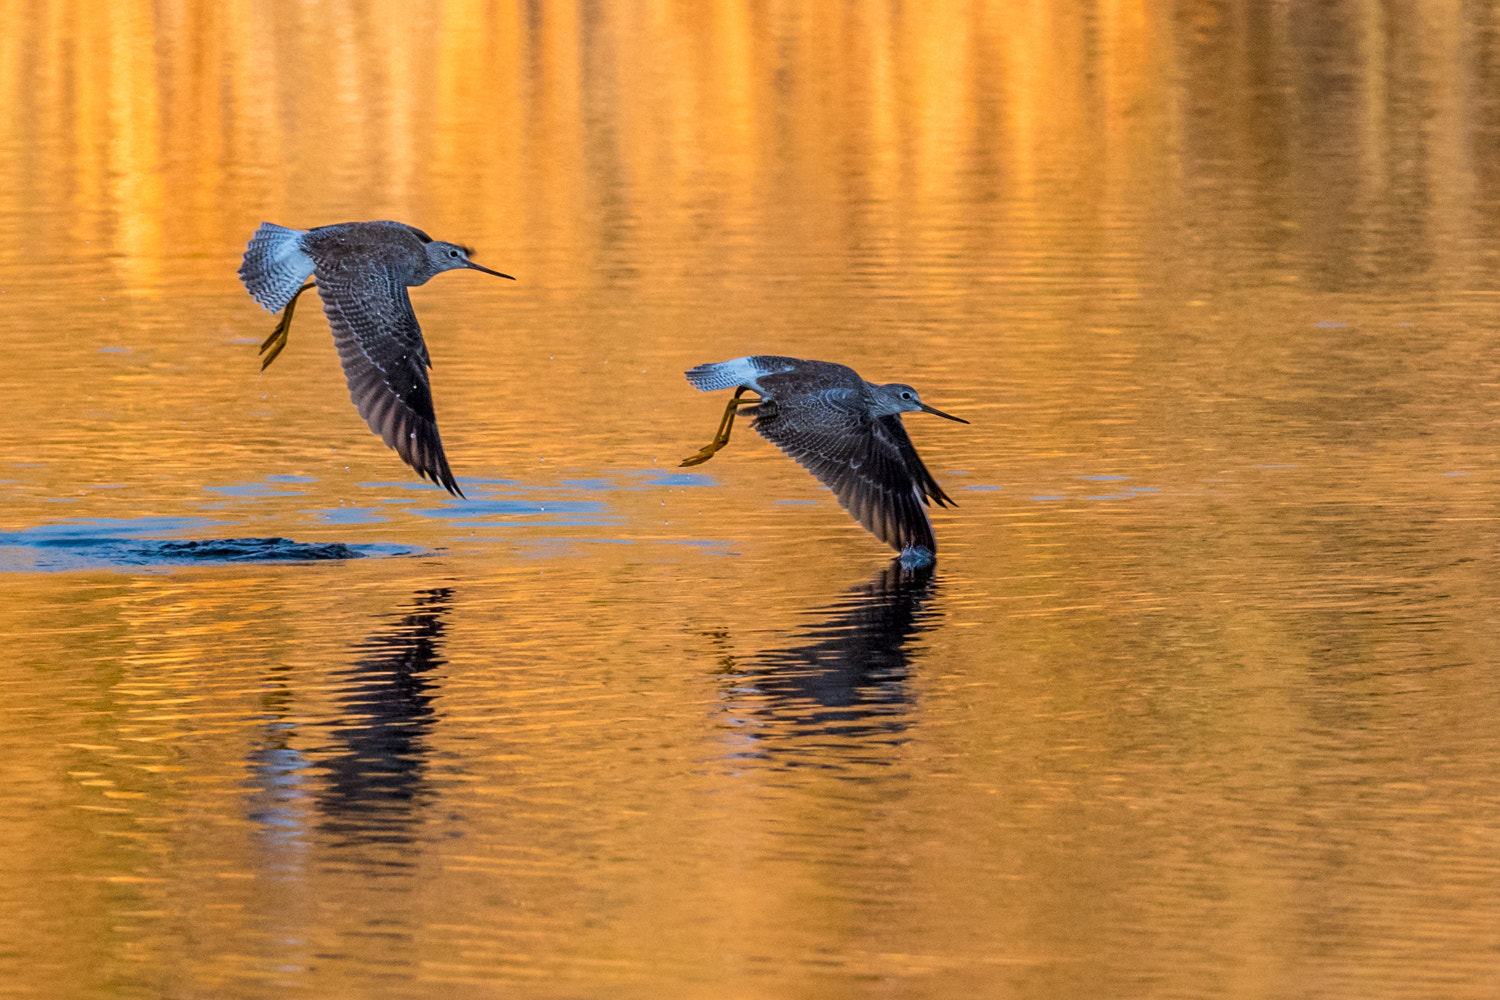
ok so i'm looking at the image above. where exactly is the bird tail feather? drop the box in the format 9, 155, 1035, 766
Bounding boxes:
239, 223, 314, 313
684, 357, 763, 392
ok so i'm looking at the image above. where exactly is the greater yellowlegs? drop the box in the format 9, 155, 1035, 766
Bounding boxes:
238, 220, 514, 497
681, 356, 967, 558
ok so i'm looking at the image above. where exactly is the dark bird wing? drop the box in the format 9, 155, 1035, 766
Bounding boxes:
315, 271, 463, 497
751, 396, 954, 554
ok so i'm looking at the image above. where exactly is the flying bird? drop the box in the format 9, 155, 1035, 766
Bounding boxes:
238, 219, 513, 497
681, 355, 967, 559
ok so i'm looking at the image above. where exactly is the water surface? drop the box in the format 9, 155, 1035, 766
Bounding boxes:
3, 2, 1500, 997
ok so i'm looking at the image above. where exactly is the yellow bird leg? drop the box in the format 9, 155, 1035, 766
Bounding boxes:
259, 283, 315, 371
681, 388, 754, 467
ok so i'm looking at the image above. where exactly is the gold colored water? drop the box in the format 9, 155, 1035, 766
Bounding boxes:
3, 2, 1500, 997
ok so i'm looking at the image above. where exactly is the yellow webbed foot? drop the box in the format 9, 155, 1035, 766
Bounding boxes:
680, 442, 726, 467
680, 388, 754, 467
259, 283, 314, 371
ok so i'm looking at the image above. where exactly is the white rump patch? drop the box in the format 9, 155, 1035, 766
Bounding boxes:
240, 222, 314, 313
683, 356, 792, 393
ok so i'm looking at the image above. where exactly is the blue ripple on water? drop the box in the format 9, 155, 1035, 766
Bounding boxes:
204, 477, 310, 498
308, 508, 389, 525
0, 518, 415, 572
407, 497, 618, 528
625, 471, 713, 488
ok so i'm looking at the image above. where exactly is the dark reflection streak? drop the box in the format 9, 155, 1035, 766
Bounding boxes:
316, 589, 451, 855
719, 561, 937, 770
246, 664, 311, 869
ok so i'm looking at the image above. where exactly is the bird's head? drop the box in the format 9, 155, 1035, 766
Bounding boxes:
874, 383, 969, 423
425, 241, 515, 281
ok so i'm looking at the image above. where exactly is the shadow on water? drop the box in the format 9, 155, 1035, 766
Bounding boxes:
718, 560, 939, 770
315, 589, 451, 855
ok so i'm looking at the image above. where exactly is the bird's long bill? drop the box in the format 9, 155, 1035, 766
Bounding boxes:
466, 261, 516, 280
919, 401, 970, 424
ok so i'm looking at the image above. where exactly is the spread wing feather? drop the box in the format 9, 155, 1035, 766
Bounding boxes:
315, 272, 463, 497
751, 394, 949, 554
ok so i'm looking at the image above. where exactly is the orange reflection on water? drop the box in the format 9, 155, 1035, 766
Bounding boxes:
4, 3, 1500, 998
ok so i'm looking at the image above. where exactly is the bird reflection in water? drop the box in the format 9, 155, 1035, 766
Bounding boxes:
717, 561, 937, 769
315, 589, 451, 855
246, 664, 310, 869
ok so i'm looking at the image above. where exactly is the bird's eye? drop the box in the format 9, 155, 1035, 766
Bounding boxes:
449, 249, 460, 258
901, 391, 913, 400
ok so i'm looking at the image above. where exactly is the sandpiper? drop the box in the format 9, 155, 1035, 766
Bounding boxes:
681, 355, 967, 560
238, 220, 513, 497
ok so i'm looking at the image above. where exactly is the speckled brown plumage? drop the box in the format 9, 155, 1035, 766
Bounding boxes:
239, 220, 513, 497
683, 356, 967, 558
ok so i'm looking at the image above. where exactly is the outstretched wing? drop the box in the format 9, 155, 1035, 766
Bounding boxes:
878, 414, 956, 510
752, 394, 951, 554
315, 272, 463, 497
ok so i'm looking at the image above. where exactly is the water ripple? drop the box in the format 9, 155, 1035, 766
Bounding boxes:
0, 519, 414, 571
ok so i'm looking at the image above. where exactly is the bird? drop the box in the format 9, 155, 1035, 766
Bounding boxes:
680, 355, 968, 560
237, 220, 514, 497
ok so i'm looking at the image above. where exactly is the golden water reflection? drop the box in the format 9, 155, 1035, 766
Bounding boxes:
2, 2, 1500, 997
